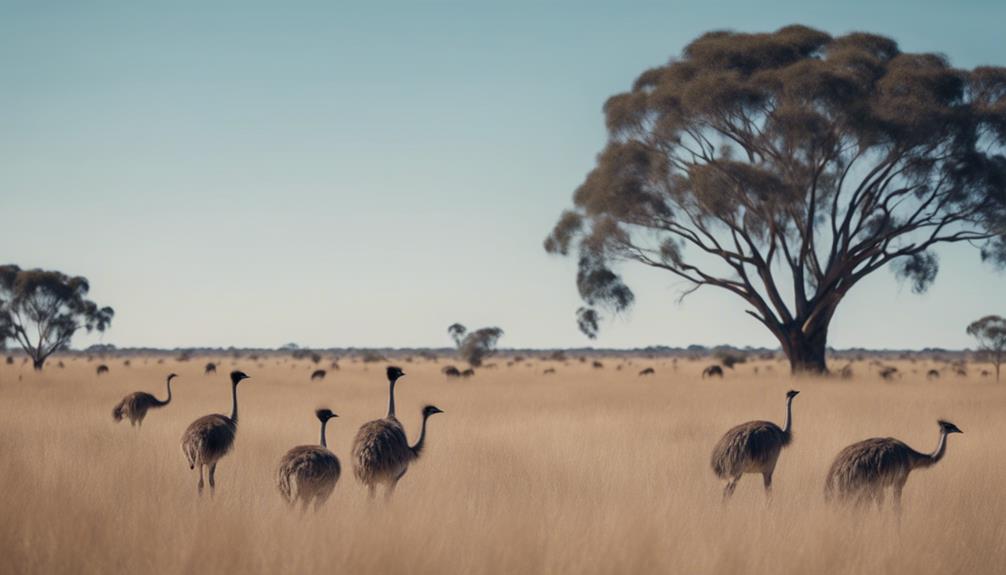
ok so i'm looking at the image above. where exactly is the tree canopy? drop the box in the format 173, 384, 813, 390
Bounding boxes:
546, 25, 1006, 373
967, 315, 1006, 382
0, 265, 114, 370
448, 323, 504, 367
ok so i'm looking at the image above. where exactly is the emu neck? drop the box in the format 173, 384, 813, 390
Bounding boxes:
918, 430, 949, 468
782, 397, 794, 437
160, 379, 172, 406
320, 419, 329, 448
387, 378, 398, 418
230, 383, 239, 424
411, 414, 431, 457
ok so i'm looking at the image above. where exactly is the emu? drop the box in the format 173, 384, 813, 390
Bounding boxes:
112, 373, 177, 427
879, 366, 899, 380
96, 364, 109, 376
703, 365, 724, 378
543, 368, 556, 375
926, 369, 940, 380
461, 368, 475, 378
825, 420, 962, 514
310, 369, 326, 381
711, 390, 799, 501
351, 366, 443, 498
592, 360, 604, 369
442, 366, 461, 378
277, 408, 341, 511
180, 370, 250, 495
638, 367, 655, 376
204, 362, 217, 375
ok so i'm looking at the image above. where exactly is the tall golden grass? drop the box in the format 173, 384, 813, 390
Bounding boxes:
0, 356, 1003, 574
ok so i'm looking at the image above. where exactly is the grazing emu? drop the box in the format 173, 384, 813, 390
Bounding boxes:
180, 370, 250, 495
112, 373, 177, 427
703, 365, 724, 379
638, 367, 655, 376
592, 360, 604, 369
351, 367, 443, 498
926, 369, 940, 380
96, 364, 110, 376
879, 366, 899, 380
838, 364, 854, 379
543, 368, 556, 375
277, 408, 341, 510
310, 369, 326, 381
442, 366, 461, 378
204, 362, 217, 375
711, 390, 799, 501
825, 420, 962, 514
461, 368, 475, 378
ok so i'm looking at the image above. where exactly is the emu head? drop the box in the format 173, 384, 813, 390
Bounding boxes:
315, 408, 337, 422
422, 405, 444, 418
938, 420, 963, 434
230, 370, 250, 385
387, 366, 405, 382
167, 373, 178, 382
786, 390, 800, 400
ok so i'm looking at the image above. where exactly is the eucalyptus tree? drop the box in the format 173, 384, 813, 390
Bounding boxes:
0, 265, 114, 370
546, 26, 1006, 374
967, 315, 1006, 382
447, 323, 504, 367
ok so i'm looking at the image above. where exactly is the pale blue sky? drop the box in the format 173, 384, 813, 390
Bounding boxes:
2, 1, 1004, 350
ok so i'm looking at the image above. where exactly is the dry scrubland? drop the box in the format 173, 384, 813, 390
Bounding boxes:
0, 356, 1004, 575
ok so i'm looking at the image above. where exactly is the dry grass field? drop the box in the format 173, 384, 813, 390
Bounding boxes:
0, 355, 1003, 574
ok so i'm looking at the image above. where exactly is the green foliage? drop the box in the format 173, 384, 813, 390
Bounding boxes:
0, 265, 113, 370
546, 25, 1006, 373
447, 323, 504, 367
967, 315, 1006, 381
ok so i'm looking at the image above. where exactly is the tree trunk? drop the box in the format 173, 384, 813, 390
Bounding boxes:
780, 323, 829, 375
32, 357, 45, 371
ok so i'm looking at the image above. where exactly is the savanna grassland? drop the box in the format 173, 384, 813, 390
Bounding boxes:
0, 355, 1003, 575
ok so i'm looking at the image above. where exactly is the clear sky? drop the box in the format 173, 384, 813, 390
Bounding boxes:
2, 1, 1005, 350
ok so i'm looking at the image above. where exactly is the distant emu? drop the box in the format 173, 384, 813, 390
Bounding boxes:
592, 360, 604, 369
277, 408, 341, 511
703, 365, 724, 379
96, 364, 110, 376
825, 420, 962, 514
543, 368, 556, 375
112, 373, 177, 427
204, 362, 217, 375
442, 366, 461, 378
310, 369, 326, 381
180, 370, 250, 495
461, 368, 475, 378
711, 390, 799, 501
879, 366, 899, 381
926, 369, 940, 380
638, 367, 655, 376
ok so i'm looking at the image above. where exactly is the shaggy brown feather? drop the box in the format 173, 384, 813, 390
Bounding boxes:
277, 446, 341, 507
181, 414, 237, 468
710, 421, 787, 478
824, 437, 917, 500
351, 417, 412, 487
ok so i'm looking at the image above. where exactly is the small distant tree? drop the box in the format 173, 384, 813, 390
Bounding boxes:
448, 323, 504, 367
545, 26, 1006, 374
967, 315, 1006, 382
715, 349, 748, 369
0, 265, 114, 370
